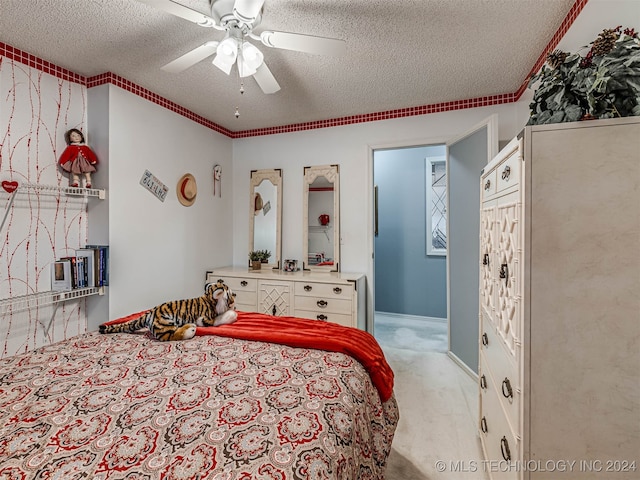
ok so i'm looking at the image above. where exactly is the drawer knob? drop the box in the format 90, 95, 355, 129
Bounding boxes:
304, 285, 312, 292
481, 416, 488, 433
482, 253, 490, 266
317, 314, 328, 321
501, 165, 511, 181
502, 378, 513, 399
482, 332, 489, 347
317, 300, 328, 308
484, 179, 491, 191
333, 287, 342, 294
272, 305, 277, 316
480, 374, 487, 390
500, 436, 511, 461
240, 280, 248, 287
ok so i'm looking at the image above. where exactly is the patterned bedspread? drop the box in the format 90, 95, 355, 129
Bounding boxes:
0, 331, 399, 479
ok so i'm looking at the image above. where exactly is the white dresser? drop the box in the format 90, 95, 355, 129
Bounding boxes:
478, 117, 639, 479
206, 266, 366, 329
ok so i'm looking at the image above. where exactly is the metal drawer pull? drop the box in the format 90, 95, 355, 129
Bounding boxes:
501, 165, 511, 181
499, 263, 509, 286
272, 305, 277, 316
317, 300, 328, 308
240, 280, 248, 287
480, 374, 487, 390
482, 253, 489, 266
482, 332, 488, 346
500, 437, 511, 461
333, 287, 342, 294
484, 179, 491, 191
481, 416, 488, 433
317, 314, 328, 321
304, 285, 312, 292
217, 278, 224, 283
502, 378, 513, 399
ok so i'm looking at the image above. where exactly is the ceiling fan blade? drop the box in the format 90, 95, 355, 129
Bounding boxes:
253, 62, 281, 94
233, 0, 266, 23
137, 0, 216, 27
258, 31, 346, 56
161, 42, 219, 73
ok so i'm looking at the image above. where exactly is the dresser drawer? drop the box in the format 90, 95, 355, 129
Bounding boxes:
294, 295, 352, 315
480, 318, 520, 438
295, 309, 354, 327
479, 369, 519, 480
208, 275, 257, 311
209, 275, 257, 293
294, 281, 354, 299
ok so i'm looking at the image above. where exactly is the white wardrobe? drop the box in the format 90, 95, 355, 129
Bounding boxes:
478, 117, 639, 479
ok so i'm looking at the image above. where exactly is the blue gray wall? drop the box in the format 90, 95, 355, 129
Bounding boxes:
374, 144, 447, 318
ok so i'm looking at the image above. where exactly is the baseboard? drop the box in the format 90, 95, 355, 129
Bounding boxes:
375, 311, 446, 324
447, 350, 479, 381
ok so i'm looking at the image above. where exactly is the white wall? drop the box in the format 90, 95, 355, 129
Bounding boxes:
99, 86, 235, 320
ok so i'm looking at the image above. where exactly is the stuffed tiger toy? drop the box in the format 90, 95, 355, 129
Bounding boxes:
99, 280, 237, 341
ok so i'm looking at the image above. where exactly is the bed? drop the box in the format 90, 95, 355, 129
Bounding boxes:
0, 311, 398, 479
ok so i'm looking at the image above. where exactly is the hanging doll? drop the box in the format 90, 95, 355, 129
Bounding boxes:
58, 128, 98, 188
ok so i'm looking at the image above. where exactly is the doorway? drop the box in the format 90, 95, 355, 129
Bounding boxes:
369, 116, 498, 372
372, 144, 448, 352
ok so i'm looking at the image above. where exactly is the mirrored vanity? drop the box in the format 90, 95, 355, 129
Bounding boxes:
208, 164, 366, 330
303, 164, 340, 271
249, 169, 282, 269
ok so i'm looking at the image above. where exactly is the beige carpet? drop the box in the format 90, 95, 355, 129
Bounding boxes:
375, 315, 489, 480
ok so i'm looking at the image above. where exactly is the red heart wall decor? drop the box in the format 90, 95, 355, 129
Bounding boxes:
1, 181, 19, 193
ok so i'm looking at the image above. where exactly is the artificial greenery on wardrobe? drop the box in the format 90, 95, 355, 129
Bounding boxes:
527, 26, 640, 125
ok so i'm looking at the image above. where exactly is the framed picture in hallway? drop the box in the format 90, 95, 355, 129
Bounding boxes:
426, 156, 447, 256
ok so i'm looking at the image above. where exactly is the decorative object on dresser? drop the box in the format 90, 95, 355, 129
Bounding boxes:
527, 26, 640, 126
478, 117, 639, 479
207, 266, 366, 329
249, 169, 282, 269
303, 164, 340, 271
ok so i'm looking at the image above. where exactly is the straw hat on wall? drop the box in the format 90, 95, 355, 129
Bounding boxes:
177, 173, 197, 206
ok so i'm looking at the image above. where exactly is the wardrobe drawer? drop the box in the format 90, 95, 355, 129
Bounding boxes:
481, 168, 497, 199
295, 281, 354, 299
294, 295, 352, 315
480, 319, 520, 437
294, 309, 354, 328
495, 148, 521, 194
479, 371, 519, 480
480, 350, 520, 441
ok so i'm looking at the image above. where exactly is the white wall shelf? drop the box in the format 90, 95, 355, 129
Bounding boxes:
1, 182, 107, 337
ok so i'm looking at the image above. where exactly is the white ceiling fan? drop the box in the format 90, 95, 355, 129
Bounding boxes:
138, 0, 347, 94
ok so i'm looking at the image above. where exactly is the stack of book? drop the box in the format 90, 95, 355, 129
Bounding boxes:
51, 245, 109, 292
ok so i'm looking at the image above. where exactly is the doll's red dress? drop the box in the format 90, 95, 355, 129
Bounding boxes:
58, 144, 98, 174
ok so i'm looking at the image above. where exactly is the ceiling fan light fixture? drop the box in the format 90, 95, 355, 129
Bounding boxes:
238, 42, 264, 77
212, 36, 239, 75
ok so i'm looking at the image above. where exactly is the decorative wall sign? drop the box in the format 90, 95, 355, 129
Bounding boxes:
140, 169, 168, 202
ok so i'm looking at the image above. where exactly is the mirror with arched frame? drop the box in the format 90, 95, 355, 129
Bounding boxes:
303, 164, 340, 272
249, 169, 282, 269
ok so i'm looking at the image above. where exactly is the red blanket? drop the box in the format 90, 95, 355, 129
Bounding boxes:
104, 310, 394, 402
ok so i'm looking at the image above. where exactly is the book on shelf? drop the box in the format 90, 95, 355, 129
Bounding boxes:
60, 256, 78, 289
75, 248, 96, 287
51, 260, 72, 292
85, 245, 109, 287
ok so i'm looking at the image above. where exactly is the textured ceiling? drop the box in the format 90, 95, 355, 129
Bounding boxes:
0, 0, 575, 132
